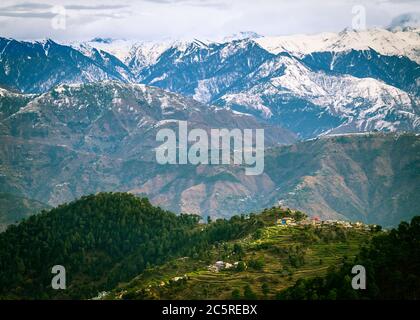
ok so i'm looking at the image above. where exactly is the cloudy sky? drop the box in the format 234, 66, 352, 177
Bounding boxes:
0, 0, 419, 41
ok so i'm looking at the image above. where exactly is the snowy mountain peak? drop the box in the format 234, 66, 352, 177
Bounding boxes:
255, 28, 420, 63
222, 31, 263, 42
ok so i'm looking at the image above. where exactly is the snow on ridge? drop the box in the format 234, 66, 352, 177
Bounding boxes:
255, 28, 420, 63
222, 92, 273, 119
219, 53, 419, 131
80, 39, 137, 62
269, 59, 416, 116
60, 28, 420, 77
255, 32, 337, 58
153, 119, 179, 128
0, 87, 27, 97
221, 31, 263, 43
127, 41, 174, 70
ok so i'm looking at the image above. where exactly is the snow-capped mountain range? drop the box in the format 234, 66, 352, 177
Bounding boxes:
1, 28, 420, 222
0, 27, 419, 138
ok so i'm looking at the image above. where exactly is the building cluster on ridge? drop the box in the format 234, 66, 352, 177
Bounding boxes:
276, 215, 377, 231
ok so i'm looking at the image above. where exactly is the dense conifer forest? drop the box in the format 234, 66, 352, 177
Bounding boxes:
0, 192, 262, 299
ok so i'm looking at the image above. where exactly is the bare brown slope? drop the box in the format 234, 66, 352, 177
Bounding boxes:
264, 133, 420, 226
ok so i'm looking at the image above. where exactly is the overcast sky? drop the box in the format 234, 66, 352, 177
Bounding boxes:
0, 0, 419, 41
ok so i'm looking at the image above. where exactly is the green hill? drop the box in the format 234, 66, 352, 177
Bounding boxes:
0, 192, 263, 299
0, 192, 417, 300
105, 208, 375, 300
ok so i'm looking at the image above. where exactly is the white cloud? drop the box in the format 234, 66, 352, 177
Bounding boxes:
0, 0, 419, 41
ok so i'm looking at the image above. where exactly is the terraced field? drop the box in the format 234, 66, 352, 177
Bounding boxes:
106, 223, 372, 300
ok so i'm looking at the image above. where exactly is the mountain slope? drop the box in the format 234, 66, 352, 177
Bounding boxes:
255, 28, 420, 63
105, 207, 375, 300
127, 133, 419, 226
301, 49, 420, 95
0, 192, 263, 299
0, 81, 295, 155
67, 29, 420, 139
1, 29, 419, 138
129, 30, 420, 138
0, 38, 130, 93
0, 81, 418, 225
0, 82, 295, 209
0, 87, 34, 120
137, 39, 274, 104
0, 192, 200, 299
279, 216, 420, 300
0, 193, 49, 232
264, 133, 420, 227
0, 30, 419, 224
217, 54, 419, 138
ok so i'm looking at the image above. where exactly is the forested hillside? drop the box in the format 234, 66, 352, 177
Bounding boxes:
0, 192, 262, 299
106, 207, 375, 300
1, 192, 418, 300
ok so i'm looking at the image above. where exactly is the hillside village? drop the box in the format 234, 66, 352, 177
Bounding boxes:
206, 207, 381, 274
276, 215, 379, 231
86, 201, 388, 300
256, 206, 380, 230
